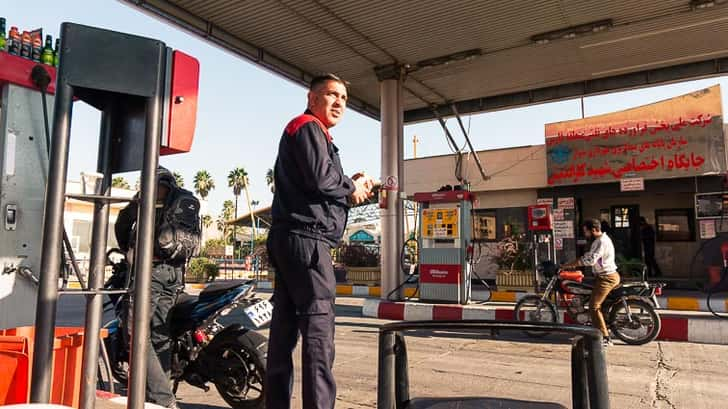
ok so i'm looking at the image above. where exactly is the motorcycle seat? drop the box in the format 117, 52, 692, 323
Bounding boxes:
171, 293, 198, 323
198, 279, 253, 301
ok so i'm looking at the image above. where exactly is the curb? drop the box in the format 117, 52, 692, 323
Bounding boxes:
362, 299, 728, 345
74, 279, 728, 313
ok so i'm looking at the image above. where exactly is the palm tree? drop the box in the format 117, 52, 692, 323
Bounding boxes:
218, 200, 235, 244
173, 171, 185, 188
193, 170, 215, 199
111, 176, 130, 189
201, 214, 213, 230
228, 168, 255, 253
265, 168, 275, 193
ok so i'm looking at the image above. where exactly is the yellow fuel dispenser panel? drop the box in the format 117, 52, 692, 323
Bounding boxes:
422, 208, 459, 239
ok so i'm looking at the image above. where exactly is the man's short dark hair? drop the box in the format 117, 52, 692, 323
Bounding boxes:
309, 73, 349, 91
583, 219, 601, 232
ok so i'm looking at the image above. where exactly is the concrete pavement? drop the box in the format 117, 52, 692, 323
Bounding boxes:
83, 296, 728, 409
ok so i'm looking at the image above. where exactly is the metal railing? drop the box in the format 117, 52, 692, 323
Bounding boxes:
378, 320, 610, 409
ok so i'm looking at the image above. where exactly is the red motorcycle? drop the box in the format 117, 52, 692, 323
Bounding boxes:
514, 266, 662, 345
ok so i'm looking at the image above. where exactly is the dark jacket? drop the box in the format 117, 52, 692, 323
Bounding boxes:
114, 189, 185, 266
270, 110, 355, 246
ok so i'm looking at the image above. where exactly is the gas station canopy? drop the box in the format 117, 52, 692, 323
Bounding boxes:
126, 1, 728, 122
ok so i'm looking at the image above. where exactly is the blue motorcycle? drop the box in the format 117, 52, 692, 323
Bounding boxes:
102, 250, 271, 409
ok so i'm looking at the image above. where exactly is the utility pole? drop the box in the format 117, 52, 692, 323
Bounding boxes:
412, 134, 419, 158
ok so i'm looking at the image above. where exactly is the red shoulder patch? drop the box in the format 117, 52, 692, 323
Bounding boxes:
285, 114, 332, 142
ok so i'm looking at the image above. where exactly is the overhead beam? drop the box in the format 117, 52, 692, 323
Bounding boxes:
120, 0, 381, 119
404, 57, 728, 123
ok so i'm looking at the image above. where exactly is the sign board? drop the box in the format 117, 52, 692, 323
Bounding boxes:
537, 198, 554, 208
695, 192, 728, 219
553, 220, 575, 239
545, 85, 725, 186
555, 238, 564, 250
700, 219, 717, 239
224, 245, 234, 257
557, 197, 575, 209
349, 229, 376, 243
552, 208, 565, 221
383, 175, 399, 191
422, 208, 459, 239
620, 178, 645, 192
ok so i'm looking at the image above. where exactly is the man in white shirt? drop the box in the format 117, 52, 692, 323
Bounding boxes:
564, 219, 620, 345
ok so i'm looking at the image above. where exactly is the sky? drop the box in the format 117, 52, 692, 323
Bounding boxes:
8, 1, 728, 219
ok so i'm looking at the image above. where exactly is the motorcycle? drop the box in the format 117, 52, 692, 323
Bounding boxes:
514, 264, 663, 345
102, 250, 272, 409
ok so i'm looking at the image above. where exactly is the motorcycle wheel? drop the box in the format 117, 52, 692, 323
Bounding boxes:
513, 295, 558, 338
609, 298, 662, 345
212, 331, 267, 409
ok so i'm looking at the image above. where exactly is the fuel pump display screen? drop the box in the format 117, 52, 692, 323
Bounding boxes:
422, 208, 459, 239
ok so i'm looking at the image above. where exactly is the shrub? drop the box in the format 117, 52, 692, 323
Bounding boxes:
187, 257, 220, 282
338, 244, 379, 268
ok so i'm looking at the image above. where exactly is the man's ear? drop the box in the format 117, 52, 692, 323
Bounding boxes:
307, 91, 315, 107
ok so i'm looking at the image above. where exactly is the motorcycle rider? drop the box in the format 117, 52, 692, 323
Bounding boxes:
114, 166, 200, 408
564, 218, 620, 347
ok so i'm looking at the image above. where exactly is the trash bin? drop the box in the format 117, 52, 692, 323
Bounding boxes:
0, 326, 103, 408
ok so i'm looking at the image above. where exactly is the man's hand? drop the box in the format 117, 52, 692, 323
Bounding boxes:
352, 172, 378, 192
349, 177, 370, 205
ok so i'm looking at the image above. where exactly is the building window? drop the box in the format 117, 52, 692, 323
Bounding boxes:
72, 219, 92, 253
655, 209, 695, 242
613, 207, 631, 228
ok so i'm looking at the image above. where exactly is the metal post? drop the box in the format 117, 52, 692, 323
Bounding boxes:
394, 332, 410, 409
377, 330, 396, 409
379, 75, 404, 300
30, 81, 74, 403
396, 80, 405, 299
586, 336, 610, 409
79, 105, 114, 409
128, 67, 165, 409
571, 337, 590, 409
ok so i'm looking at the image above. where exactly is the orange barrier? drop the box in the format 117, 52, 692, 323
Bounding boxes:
0, 326, 106, 408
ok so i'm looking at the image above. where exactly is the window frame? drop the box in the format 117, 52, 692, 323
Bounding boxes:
654, 208, 696, 242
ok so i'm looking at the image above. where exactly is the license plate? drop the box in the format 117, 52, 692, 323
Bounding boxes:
244, 300, 273, 328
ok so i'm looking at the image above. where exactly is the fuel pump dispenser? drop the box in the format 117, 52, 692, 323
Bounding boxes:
415, 190, 473, 304
528, 204, 556, 287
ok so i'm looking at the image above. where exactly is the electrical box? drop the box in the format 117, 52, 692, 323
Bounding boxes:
415, 190, 473, 304
0, 75, 53, 328
528, 204, 553, 231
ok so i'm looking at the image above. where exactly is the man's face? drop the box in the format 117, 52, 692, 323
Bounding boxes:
308, 80, 347, 128
583, 226, 593, 239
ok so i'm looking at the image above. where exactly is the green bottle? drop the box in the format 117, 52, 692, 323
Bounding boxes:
0, 18, 6, 52
41, 35, 53, 65
53, 38, 60, 67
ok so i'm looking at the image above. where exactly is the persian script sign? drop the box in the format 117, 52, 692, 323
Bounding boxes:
546, 85, 726, 186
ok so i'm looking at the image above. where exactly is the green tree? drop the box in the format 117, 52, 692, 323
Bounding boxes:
193, 170, 215, 199
111, 176, 130, 190
217, 200, 235, 244
228, 168, 255, 253
173, 171, 184, 188
265, 168, 275, 193
201, 214, 213, 230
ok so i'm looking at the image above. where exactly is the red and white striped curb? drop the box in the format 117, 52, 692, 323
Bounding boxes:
362, 299, 728, 345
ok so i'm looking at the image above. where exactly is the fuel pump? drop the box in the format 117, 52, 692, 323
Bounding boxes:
528, 204, 556, 287
415, 190, 473, 304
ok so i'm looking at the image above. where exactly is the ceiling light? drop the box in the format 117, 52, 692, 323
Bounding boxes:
691, 0, 715, 9
415, 49, 483, 69
532, 19, 613, 44
691, 0, 728, 9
